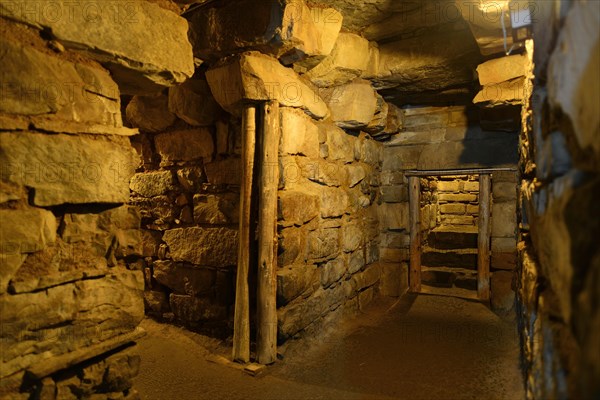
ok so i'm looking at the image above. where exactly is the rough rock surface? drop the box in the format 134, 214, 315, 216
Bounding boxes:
206, 52, 329, 119
126, 93, 176, 133
280, 107, 320, 159
373, 28, 481, 92
0, 37, 122, 128
323, 79, 378, 129
0, 0, 195, 93
304, 32, 370, 87
0, 132, 138, 206
187, 0, 337, 65
163, 227, 238, 267
154, 129, 214, 164
477, 55, 528, 86
1, 269, 144, 379
168, 78, 221, 126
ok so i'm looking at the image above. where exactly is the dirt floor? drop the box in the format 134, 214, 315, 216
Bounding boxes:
134, 293, 525, 400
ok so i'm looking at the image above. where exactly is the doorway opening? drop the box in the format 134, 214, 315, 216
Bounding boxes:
406, 168, 514, 301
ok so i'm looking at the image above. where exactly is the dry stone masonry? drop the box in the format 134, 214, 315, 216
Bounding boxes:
0, 0, 598, 398
0, 2, 194, 398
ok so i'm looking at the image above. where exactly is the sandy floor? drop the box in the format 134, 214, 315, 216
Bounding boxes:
134, 294, 525, 400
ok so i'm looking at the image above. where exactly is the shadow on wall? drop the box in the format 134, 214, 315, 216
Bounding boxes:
457, 102, 519, 168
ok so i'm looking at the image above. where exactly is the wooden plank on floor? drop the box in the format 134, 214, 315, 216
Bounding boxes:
477, 174, 491, 301
232, 104, 256, 363
409, 176, 422, 293
256, 101, 280, 365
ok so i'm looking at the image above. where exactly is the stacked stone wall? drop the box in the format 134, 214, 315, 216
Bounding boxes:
0, 2, 195, 398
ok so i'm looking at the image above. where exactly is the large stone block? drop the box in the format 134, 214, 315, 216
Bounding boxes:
163, 227, 238, 267
278, 190, 319, 225
378, 203, 409, 231
547, 0, 600, 160
305, 32, 369, 87
280, 108, 320, 159
0, 37, 122, 129
154, 129, 214, 164
293, 6, 343, 69
187, 0, 338, 65
168, 78, 221, 126
0, 1, 195, 94
492, 237, 517, 253
477, 55, 528, 86
373, 28, 480, 92
492, 202, 517, 238
126, 93, 176, 133
382, 145, 423, 171
473, 78, 525, 107
0, 132, 137, 206
277, 264, 318, 306
323, 79, 378, 129
0, 269, 144, 379
206, 52, 329, 119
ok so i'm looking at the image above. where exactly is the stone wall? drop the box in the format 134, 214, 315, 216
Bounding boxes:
518, 1, 600, 398
379, 105, 519, 307
277, 110, 383, 341
184, 0, 409, 343
436, 175, 479, 227
124, 83, 239, 337
0, 2, 194, 398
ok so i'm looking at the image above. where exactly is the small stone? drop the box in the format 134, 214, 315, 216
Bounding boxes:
177, 167, 205, 192
129, 171, 176, 198
277, 264, 318, 306
321, 259, 346, 288
193, 194, 239, 224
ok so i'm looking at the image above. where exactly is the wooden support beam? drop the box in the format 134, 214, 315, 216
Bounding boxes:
409, 176, 421, 293
232, 105, 256, 363
477, 174, 491, 301
256, 101, 280, 365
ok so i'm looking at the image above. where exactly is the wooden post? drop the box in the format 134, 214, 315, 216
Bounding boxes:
256, 101, 280, 364
232, 105, 256, 363
477, 174, 491, 301
409, 176, 421, 293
